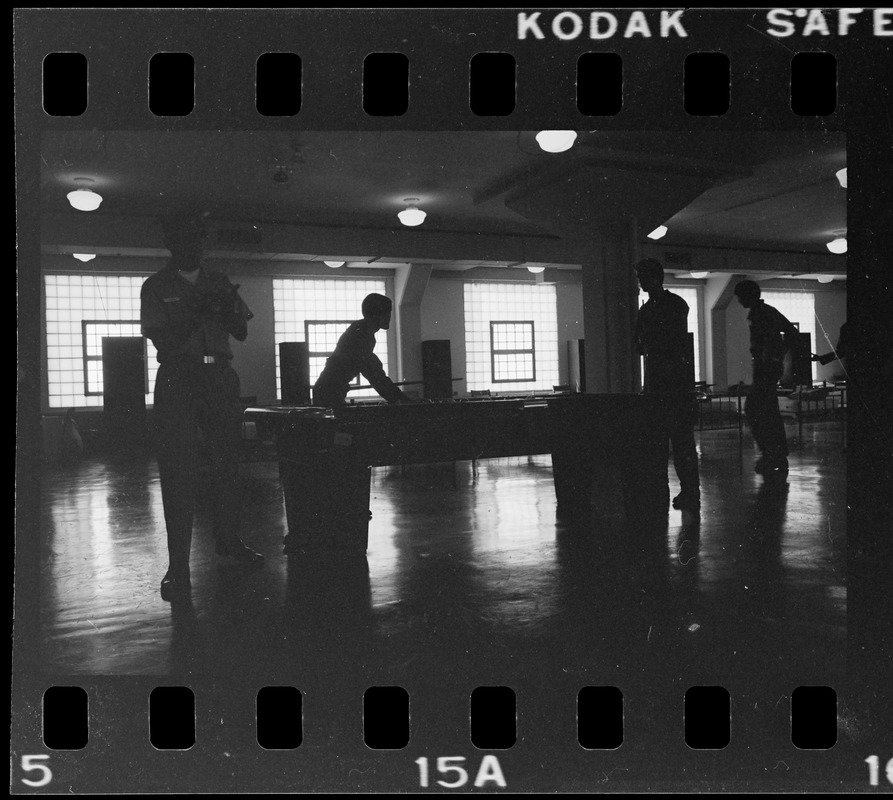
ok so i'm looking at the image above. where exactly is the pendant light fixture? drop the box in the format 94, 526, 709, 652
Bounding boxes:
826, 238, 847, 254
535, 131, 577, 153
398, 198, 426, 227
826, 230, 847, 254
66, 177, 103, 211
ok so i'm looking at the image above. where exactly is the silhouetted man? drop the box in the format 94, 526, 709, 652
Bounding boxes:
635, 258, 700, 510
312, 293, 408, 407
141, 212, 263, 600
733, 279, 800, 477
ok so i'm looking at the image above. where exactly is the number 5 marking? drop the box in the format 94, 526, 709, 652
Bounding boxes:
436, 756, 470, 788
21, 754, 53, 787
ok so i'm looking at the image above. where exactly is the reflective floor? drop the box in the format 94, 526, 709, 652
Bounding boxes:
29, 432, 846, 736
38, 422, 846, 715
31, 422, 853, 787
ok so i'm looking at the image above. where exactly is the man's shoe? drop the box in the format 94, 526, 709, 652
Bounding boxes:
160, 571, 191, 601
672, 492, 701, 511
757, 455, 789, 476
216, 537, 265, 564
763, 457, 789, 479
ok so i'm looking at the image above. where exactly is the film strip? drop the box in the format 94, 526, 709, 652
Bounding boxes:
13, 7, 893, 794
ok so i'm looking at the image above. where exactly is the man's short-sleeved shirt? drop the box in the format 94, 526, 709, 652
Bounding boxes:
635, 289, 692, 392
140, 265, 252, 362
314, 319, 403, 404
746, 300, 798, 368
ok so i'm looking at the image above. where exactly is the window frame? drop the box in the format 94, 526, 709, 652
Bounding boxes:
489, 320, 536, 384
81, 319, 147, 396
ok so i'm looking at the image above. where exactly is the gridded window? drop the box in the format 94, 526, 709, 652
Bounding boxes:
272, 278, 389, 399
762, 291, 817, 381
638, 286, 701, 383
491, 321, 535, 383
44, 275, 158, 408
464, 283, 558, 393
82, 321, 145, 395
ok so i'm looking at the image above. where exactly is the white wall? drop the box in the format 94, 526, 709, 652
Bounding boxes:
725, 297, 754, 387
419, 277, 469, 396
556, 281, 585, 383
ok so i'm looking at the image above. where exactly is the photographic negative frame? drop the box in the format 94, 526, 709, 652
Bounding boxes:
13, 7, 893, 793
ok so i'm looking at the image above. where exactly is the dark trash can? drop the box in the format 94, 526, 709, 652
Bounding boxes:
276, 409, 372, 554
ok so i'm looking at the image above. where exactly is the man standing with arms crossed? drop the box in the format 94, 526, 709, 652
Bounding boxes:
634, 259, 701, 511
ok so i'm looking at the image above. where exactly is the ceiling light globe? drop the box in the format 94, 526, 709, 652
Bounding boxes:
323, 260, 345, 268
527, 266, 545, 274
72, 253, 96, 262
535, 131, 577, 153
647, 225, 668, 240
67, 188, 103, 212
835, 168, 847, 188
690, 271, 710, 279
535, 130, 577, 153
816, 275, 834, 283
398, 207, 426, 227
826, 237, 847, 254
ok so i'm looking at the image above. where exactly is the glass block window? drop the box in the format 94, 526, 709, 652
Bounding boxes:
491, 321, 536, 383
464, 283, 558, 393
638, 286, 701, 383
272, 278, 389, 399
82, 321, 145, 395
44, 274, 158, 408
761, 291, 817, 381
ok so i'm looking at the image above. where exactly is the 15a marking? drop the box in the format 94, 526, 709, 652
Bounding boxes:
415, 756, 506, 788
865, 756, 893, 786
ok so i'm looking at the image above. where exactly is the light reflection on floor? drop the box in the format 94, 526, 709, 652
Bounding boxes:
38, 424, 846, 694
